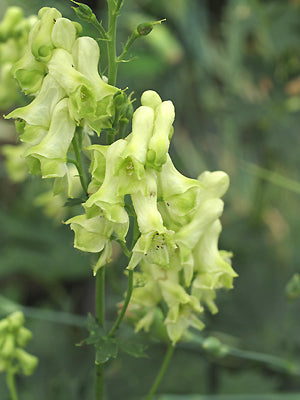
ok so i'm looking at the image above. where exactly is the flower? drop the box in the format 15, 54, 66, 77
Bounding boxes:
146, 100, 175, 170
24, 98, 76, 178
128, 170, 176, 270
115, 104, 155, 192
85, 139, 129, 230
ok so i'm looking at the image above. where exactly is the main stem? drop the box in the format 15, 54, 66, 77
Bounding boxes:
95, 267, 105, 400
106, 1, 119, 85
146, 344, 175, 400
72, 129, 88, 195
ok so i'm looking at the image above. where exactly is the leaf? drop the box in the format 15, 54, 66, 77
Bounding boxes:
77, 314, 106, 347
95, 338, 118, 364
119, 340, 148, 358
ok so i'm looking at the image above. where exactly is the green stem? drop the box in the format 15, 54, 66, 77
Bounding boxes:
95, 267, 105, 400
108, 269, 133, 338
90, 14, 108, 40
117, 30, 139, 62
106, 0, 122, 85
146, 343, 175, 400
6, 371, 18, 400
72, 129, 88, 195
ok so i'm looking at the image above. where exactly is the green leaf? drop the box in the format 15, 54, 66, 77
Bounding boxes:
119, 339, 148, 358
95, 337, 118, 364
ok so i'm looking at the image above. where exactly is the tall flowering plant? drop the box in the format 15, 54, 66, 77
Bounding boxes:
2, 2, 237, 399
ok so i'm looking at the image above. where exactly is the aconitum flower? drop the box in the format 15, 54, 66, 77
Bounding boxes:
114, 105, 155, 192
0, 311, 38, 376
6, 74, 66, 129
65, 214, 115, 275
30, 7, 62, 62
128, 170, 176, 270
0, 7, 37, 108
24, 98, 76, 178
6, 7, 126, 184
146, 100, 175, 170
85, 139, 129, 230
72, 36, 119, 133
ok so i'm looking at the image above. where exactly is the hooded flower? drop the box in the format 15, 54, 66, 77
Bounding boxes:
30, 7, 62, 62
146, 100, 175, 170
157, 154, 203, 228
128, 170, 176, 270
84, 139, 129, 237
47, 48, 97, 122
72, 36, 118, 133
191, 219, 237, 313
6, 74, 66, 128
115, 104, 155, 192
24, 98, 76, 178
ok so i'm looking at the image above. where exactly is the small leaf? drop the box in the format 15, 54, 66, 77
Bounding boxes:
119, 340, 148, 358
95, 338, 118, 364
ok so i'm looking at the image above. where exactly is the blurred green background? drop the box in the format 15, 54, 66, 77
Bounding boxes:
0, 0, 300, 399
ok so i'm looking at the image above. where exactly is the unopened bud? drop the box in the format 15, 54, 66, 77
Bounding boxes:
71, 1, 93, 22
113, 91, 127, 108
137, 19, 166, 37
286, 273, 300, 301
202, 336, 228, 357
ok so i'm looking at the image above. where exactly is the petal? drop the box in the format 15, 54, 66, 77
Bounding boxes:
141, 90, 162, 109
51, 17, 76, 53
6, 74, 66, 128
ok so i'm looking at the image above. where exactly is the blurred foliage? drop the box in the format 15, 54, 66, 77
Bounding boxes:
1, 0, 300, 398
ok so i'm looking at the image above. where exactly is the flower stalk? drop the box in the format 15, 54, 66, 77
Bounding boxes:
146, 343, 175, 400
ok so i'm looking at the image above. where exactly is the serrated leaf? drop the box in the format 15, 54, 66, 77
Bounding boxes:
119, 340, 148, 358
77, 314, 107, 347
95, 338, 118, 364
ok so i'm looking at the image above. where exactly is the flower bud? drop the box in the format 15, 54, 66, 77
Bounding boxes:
141, 90, 162, 109
146, 100, 175, 170
14, 348, 38, 375
137, 22, 153, 37
16, 327, 32, 347
71, 1, 93, 22
0, 7, 23, 41
115, 106, 154, 190
1, 334, 15, 358
286, 273, 300, 301
30, 8, 62, 62
8, 311, 25, 331
202, 336, 229, 357
113, 90, 127, 108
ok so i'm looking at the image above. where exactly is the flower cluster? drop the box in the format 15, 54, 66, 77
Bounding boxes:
4, 6, 236, 344
0, 7, 37, 109
0, 311, 38, 376
5, 7, 129, 187
66, 89, 237, 343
